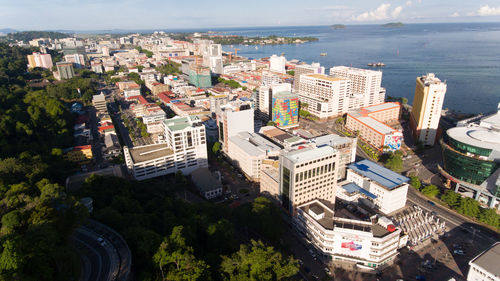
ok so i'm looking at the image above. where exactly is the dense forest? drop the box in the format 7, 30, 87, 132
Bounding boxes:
3, 31, 71, 42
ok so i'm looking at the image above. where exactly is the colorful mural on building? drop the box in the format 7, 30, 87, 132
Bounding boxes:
341, 241, 363, 251
383, 132, 403, 152
272, 92, 299, 128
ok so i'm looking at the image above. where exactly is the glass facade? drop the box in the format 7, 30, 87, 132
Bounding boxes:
442, 137, 499, 185
282, 167, 291, 211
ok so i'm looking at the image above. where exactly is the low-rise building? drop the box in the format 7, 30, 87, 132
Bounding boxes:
467, 242, 500, 281
346, 102, 402, 151
347, 160, 409, 214
260, 159, 280, 201
294, 199, 405, 270
190, 168, 223, 200
64, 145, 93, 164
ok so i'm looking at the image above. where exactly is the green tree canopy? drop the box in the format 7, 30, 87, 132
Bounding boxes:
421, 184, 439, 197
384, 152, 403, 172
441, 190, 461, 208
457, 197, 481, 218
478, 208, 499, 228
220, 240, 298, 281
409, 176, 421, 190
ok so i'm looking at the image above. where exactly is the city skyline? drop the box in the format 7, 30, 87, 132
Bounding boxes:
1, 0, 500, 30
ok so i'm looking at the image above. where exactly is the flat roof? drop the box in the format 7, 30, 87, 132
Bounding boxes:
341, 183, 377, 199
470, 242, 500, 277
163, 116, 200, 132
348, 160, 409, 189
229, 132, 281, 157
363, 102, 400, 113
128, 143, 173, 163
273, 91, 298, 99
190, 168, 222, 192
354, 115, 397, 135
313, 134, 352, 147
283, 146, 336, 164
305, 73, 346, 82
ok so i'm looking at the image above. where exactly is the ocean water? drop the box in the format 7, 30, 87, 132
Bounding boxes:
219, 23, 500, 114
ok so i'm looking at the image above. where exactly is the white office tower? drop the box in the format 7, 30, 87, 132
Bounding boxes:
467, 242, 500, 281
208, 44, 223, 74
298, 74, 351, 119
261, 70, 282, 86
257, 83, 292, 120
330, 66, 385, 108
124, 116, 208, 180
216, 100, 254, 153
270, 54, 286, 73
279, 145, 339, 214
294, 62, 325, 90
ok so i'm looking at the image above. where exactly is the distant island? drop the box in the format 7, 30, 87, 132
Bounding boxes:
330, 24, 346, 29
171, 33, 319, 45
381, 22, 404, 28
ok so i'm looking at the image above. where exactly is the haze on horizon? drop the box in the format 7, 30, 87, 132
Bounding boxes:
1, 0, 500, 31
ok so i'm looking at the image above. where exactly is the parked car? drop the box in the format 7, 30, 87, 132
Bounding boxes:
427, 200, 435, 206
454, 249, 465, 255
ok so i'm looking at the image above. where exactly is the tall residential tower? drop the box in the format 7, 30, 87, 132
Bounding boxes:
410, 73, 447, 146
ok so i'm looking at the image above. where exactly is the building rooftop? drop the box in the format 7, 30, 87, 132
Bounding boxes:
273, 91, 298, 99
348, 160, 409, 189
350, 115, 398, 135
341, 183, 377, 199
229, 132, 281, 157
362, 102, 400, 113
419, 73, 444, 85
313, 134, 352, 147
128, 143, 174, 163
305, 73, 345, 82
330, 66, 382, 76
190, 168, 222, 193
447, 126, 500, 159
469, 242, 500, 278
283, 145, 336, 164
163, 116, 201, 132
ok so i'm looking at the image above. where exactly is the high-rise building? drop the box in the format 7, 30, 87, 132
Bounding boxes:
294, 62, 324, 90
64, 53, 86, 68
216, 100, 254, 152
330, 66, 385, 108
279, 145, 339, 214
102, 46, 110, 56
272, 91, 299, 129
188, 65, 212, 88
269, 54, 286, 73
257, 83, 292, 120
297, 74, 351, 119
27, 52, 53, 69
56, 62, 75, 80
409, 73, 447, 146
124, 116, 208, 180
261, 70, 282, 86
92, 93, 107, 113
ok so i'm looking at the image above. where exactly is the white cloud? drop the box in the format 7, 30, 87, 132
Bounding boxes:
406, 1, 412, 7
392, 6, 403, 18
477, 5, 500, 16
353, 3, 404, 21
450, 12, 460, 17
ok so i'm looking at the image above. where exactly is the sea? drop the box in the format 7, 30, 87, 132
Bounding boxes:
213, 23, 500, 114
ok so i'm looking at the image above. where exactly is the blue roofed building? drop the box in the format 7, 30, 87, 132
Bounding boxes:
347, 160, 409, 214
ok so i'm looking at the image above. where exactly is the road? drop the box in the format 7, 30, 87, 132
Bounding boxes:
88, 107, 104, 168
71, 220, 132, 281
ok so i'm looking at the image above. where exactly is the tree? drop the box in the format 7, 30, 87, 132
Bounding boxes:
457, 197, 480, 218
441, 190, 461, 208
153, 226, 209, 281
335, 117, 345, 125
401, 97, 408, 104
384, 152, 403, 172
266, 121, 276, 126
420, 184, 439, 197
409, 176, 421, 190
286, 70, 295, 76
220, 240, 298, 281
212, 142, 221, 154
299, 102, 308, 109
478, 208, 499, 228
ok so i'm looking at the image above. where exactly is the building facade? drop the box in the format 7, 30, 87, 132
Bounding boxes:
56, 62, 75, 80
440, 106, 500, 210
294, 199, 404, 270
467, 242, 500, 281
27, 52, 53, 69
217, 101, 254, 152
330, 66, 385, 107
297, 74, 351, 119
294, 62, 324, 90
347, 160, 409, 214
269, 54, 286, 73
279, 145, 339, 214
124, 116, 208, 180
272, 91, 299, 129
410, 73, 447, 146
257, 83, 291, 120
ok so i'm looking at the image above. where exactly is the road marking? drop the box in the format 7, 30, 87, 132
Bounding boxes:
72, 235, 103, 281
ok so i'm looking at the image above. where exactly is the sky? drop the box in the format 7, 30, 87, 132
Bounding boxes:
1, 0, 500, 30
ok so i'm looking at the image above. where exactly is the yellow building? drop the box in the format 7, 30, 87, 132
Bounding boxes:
409, 73, 447, 146
64, 145, 93, 164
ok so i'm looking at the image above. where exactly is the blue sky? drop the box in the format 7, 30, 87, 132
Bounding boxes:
1, 0, 500, 30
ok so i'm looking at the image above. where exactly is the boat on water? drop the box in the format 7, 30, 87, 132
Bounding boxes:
367, 62, 385, 67
255, 46, 258, 50
320, 53, 327, 56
